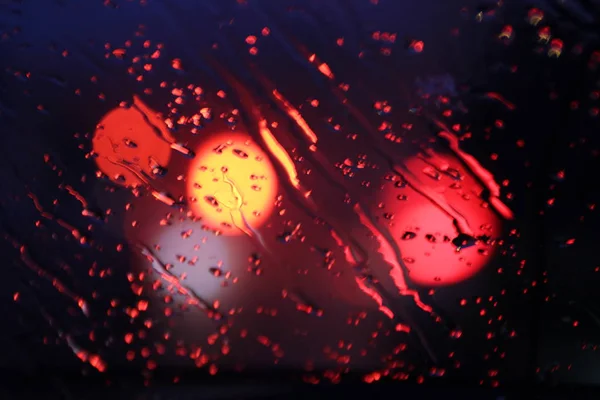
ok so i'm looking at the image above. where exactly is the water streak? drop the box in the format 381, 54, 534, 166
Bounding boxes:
137, 244, 223, 321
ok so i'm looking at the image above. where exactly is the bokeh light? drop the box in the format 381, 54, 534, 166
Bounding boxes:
187, 133, 279, 235
7, 0, 600, 389
377, 154, 502, 286
92, 96, 173, 187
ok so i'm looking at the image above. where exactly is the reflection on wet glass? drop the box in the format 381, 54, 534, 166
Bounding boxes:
1, 0, 598, 390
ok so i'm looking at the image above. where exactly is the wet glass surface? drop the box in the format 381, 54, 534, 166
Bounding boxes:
0, 0, 599, 394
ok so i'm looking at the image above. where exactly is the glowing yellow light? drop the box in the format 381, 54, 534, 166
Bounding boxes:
187, 133, 278, 235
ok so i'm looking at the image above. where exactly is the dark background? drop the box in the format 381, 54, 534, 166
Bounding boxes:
0, 0, 599, 398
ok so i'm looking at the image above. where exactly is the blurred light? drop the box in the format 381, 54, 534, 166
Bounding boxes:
187, 133, 278, 235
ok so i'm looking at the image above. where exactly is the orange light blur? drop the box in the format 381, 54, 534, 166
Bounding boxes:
92, 97, 171, 187
187, 133, 278, 235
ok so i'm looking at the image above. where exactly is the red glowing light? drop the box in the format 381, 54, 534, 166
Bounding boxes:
378, 155, 503, 286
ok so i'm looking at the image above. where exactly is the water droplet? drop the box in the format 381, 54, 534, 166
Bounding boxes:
445, 168, 462, 180
402, 231, 417, 240
200, 107, 212, 120
423, 166, 441, 180
233, 149, 249, 159
123, 138, 137, 148
213, 144, 227, 154
452, 234, 476, 250
205, 196, 219, 207
149, 156, 167, 177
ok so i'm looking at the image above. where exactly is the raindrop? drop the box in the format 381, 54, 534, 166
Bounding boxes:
422, 166, 441, 180
233, 149, 249, 159
213, 144, 228, 154
123, 138, 138, 148
149, 156, 167, 177
200, 107, 212, 120
402, 231, 417, 240
445, 168, 463, 180
204, 196, 219, 207
452, 234, 476, 250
